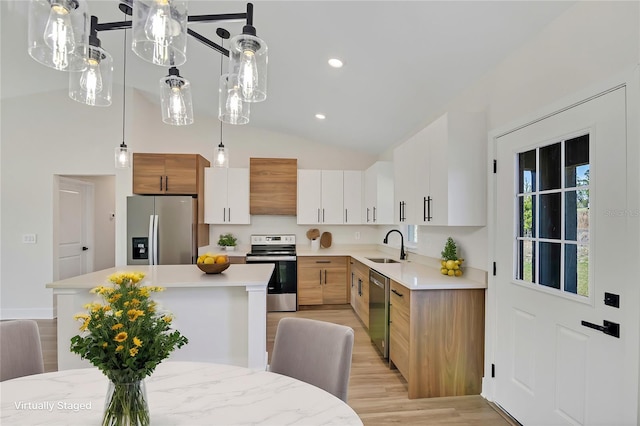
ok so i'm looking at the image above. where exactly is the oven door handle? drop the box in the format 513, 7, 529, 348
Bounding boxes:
246, 256, 297, 262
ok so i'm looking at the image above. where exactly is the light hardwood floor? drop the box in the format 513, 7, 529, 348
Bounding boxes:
34, 309, 516, 425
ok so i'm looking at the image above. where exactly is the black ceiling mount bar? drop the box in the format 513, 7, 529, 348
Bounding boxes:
91, 3, 252, 56
187, 29, 229, 57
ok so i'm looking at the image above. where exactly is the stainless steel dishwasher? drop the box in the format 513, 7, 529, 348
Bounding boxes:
369, 269, 390, 358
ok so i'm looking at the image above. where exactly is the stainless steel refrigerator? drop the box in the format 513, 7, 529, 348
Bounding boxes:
127, 196, 197, 265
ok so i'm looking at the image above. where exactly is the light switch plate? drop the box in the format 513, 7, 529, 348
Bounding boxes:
22, 234, 37, 244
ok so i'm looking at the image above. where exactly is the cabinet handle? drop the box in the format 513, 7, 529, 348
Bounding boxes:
423, 197, 427, 222
322, 208, 325, 222
324, 270, 327, 284
159, 176, 163, 191
315, 260, 331, 264
319, 270, 322, 284
427, 196, 432, 221
223, 208, 226, 222
228, 208, 231, 222
391, 289, 404, 298
317, 208, 320, 223
165, 176, 168, 191
373, 207, 377, 222
366, 208, 370, 223
345, 209, 348, 223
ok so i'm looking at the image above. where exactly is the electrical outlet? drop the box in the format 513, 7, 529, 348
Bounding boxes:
355, 232, 360, 240
22, 234, 37, 244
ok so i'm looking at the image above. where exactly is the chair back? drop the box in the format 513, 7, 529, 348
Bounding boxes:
0, 320, 45, 381
270, 317, 354, 402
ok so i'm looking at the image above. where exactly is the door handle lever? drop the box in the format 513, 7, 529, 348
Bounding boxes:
581, 320, 620, 338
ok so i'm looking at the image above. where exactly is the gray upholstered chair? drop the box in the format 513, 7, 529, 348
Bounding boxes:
0, 320, 45, 381
269, 317, 354, 402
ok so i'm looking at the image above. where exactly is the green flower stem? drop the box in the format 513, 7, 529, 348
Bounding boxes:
102, 381, 150, 426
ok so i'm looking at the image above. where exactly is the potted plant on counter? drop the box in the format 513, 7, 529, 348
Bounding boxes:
218, 233, 238, 251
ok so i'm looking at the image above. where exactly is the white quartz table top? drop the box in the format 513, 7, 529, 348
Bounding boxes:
0, 361, 362, 425
46, 264, 275, 289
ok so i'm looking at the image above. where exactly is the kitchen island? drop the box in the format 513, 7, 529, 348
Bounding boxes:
46, 264, 274, 371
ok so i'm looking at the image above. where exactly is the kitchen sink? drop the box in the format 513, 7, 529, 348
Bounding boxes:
366, 257, 399, 264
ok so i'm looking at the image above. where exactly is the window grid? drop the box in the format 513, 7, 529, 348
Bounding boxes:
514, 134, 590, 298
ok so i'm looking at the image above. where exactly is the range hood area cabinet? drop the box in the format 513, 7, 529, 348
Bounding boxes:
132, 153, 210, 246
297, 170, 363, 225
204, 167, 250, 224
250, 158, 297, 215
393, 112, 487, 226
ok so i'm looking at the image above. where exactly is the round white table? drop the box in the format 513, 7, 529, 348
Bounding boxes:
0, 362, 363, 425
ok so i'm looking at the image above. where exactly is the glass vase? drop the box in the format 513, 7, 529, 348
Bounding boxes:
102, 380, 150, 426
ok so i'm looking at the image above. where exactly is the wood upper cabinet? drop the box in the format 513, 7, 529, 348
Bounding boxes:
133, 153, 207, 195
388, 280, 485, 399
250, 158, 297, 215
298, 256, 348, 306
132, 153, 210, 247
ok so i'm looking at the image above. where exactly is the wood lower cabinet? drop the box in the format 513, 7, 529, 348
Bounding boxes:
298, 257, 348, 306
389, 280, 485, 399
350, 259, 369, 329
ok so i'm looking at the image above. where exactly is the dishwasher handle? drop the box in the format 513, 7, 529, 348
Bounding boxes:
371, 277, 385, 289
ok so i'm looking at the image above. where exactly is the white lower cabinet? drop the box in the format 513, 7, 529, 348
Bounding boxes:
204, 168, 250, 224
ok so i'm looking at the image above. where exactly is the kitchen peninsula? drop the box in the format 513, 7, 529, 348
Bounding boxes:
46, 264, 274, 371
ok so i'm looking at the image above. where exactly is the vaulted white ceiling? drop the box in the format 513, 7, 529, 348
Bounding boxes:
1, 0, 576, 155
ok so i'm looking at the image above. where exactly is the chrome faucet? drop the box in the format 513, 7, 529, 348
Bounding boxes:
383, 229, 406, 260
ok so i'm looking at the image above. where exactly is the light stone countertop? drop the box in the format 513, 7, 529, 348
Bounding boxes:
46, 264, 274, 289
297, 245, 486, 291
0, 361, 362, 425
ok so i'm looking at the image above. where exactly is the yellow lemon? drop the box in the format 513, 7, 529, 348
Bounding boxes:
447, 269, 455, 276
441, 268, 448, 275
445, 260, 456, 270
441, 260, 447, 267
204, 257, 216, 264
455, 270, 463, 277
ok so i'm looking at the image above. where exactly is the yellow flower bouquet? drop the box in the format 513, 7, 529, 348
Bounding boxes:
70, 272, 188, 426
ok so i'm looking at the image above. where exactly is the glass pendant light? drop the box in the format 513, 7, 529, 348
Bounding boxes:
227, 4, 267, 103
28, 0, 88, 71
69, 20, 113, 107
160, 67, 193, 125
219, 73, 249, 125
115, 14, 131, 168
132, 0, 188, 67
213, 28, 230, 168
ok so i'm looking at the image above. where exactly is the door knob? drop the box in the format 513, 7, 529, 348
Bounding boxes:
82, 246, 89, 251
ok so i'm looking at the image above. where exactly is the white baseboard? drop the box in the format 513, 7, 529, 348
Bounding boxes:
481, 376, 496, 402
0, 307, 55, 320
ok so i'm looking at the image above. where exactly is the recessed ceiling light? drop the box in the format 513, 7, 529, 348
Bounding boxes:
328, 58, 343, 68
315, 113, 326, 120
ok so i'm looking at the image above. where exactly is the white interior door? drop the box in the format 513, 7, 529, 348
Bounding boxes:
57, 178, 94, 280
494, 87, 638, 425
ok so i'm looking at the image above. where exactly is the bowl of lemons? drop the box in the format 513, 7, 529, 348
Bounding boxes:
196, 253, 230, 274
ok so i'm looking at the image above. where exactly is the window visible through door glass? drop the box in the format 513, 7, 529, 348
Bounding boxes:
514, 134, 590, 297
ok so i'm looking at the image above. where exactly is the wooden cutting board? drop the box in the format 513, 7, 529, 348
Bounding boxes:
306, 228, 320, 240
320, 232, 332, 248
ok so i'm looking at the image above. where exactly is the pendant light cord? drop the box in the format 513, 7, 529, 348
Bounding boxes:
122, 14, 128, 144
219, 36, 223, 144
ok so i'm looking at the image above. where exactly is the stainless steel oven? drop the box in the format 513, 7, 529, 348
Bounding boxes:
245, 234, 297, 312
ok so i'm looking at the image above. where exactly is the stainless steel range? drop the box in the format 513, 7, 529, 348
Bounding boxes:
245, 234, 297, 312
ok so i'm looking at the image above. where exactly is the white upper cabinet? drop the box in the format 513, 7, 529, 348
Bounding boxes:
393, 112, 486, 226
297, 170, 363, 224
364, 161, 394, 225
343, 170, 363, 224
297, 170, 344, 224
204, 168, 250, 224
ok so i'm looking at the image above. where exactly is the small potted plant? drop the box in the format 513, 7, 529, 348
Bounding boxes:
218, 233, 238, 251
440, 237, 463, 277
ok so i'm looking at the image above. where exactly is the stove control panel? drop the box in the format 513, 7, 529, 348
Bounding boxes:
250, 234, 296, 245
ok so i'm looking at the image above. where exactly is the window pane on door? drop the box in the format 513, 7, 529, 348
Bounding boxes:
540, 193, 561, 239
517, 239, 535, 283
539, 242, 561, 289
519, 195, 535, 238
518, 150, 537, 193
540, 143, 561, 191
565, 190, 589, 242
565, 134, 589, 188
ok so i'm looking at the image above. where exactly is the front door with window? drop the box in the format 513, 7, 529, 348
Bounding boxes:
494, 87, 638, 425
